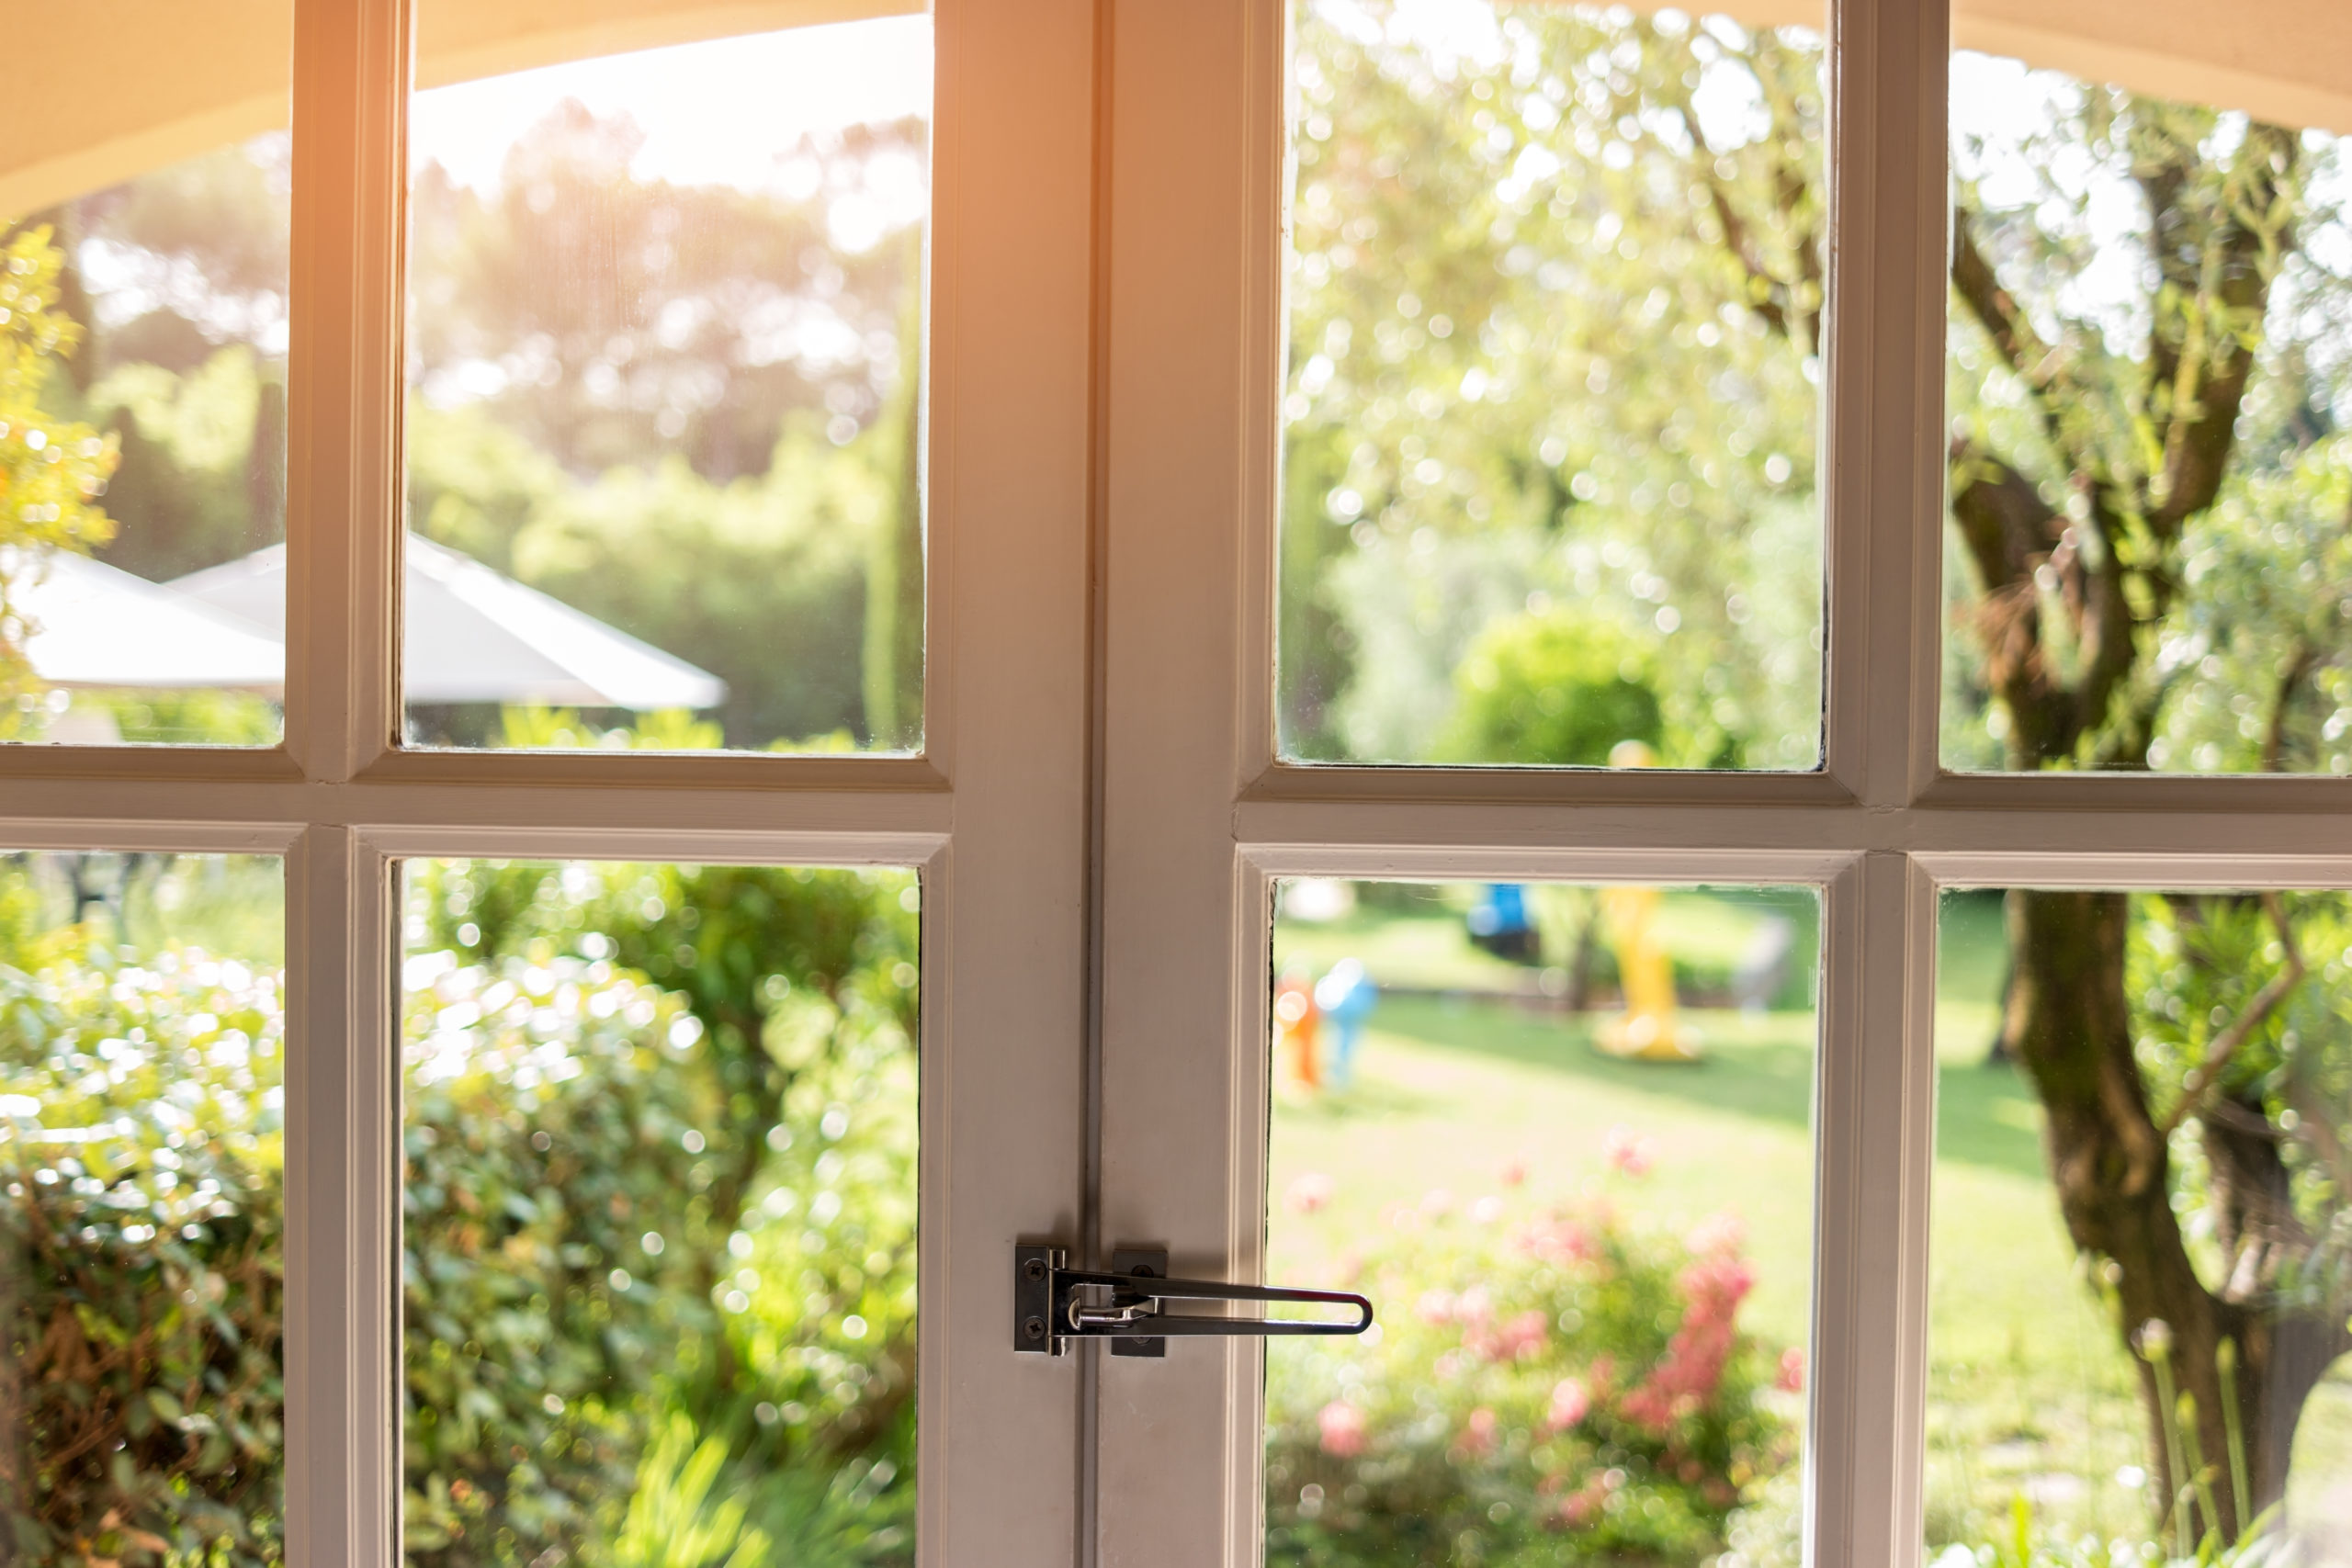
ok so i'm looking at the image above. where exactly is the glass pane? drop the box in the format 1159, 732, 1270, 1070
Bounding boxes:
0, 852, 286, 1561
1942, 27, 2352, 773
1276, 2, 1826, 771
401, 861, 919, 1564
395, 16, 930, 754
1929, 886, 2352, 1559
0, 26, 290, 745
1264, 879, 1816, 1563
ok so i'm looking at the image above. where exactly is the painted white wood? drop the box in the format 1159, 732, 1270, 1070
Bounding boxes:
0, 0, 1102, 1561
1089, 0, 2338, 1563
14, 0, 2352, 1558
1806, 853, 1938, 1568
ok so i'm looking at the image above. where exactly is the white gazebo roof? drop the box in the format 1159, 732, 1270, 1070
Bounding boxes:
167, 536, 726, 711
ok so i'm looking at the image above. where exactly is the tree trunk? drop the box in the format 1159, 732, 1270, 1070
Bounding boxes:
2000, 887, 2340, 1536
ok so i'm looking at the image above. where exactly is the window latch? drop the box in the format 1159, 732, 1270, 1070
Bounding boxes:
1012, 1244, 1373, 1358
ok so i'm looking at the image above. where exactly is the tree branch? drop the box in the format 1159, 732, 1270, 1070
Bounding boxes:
2161, 892, 2306, 1140
2141, 118, 2299, 537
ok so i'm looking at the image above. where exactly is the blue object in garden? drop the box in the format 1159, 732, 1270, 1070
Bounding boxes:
1314, 957, 1377, 1089
1466, 883, 1539, 963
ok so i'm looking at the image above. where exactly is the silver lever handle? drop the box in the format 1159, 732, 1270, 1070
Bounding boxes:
1012, 1244, 1374, 1357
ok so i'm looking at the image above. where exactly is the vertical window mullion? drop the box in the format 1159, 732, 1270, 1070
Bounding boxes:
284, 829, 400, 1568
1824, 0, 1951, 809
282, 0, 409, 1561
286, 0, 407, 785
1810, 852, 1939, 1568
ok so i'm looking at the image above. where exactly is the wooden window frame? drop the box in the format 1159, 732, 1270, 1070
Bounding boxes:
0, 1, 1105, 1563
1088, 0, 2352, 1564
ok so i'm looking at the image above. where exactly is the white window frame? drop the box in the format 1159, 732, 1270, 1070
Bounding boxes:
1087, 0, 2352, 1564
0, 1, 1107, 1563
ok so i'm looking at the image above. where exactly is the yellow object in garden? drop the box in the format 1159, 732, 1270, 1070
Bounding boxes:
1597, 740, 1702, 1063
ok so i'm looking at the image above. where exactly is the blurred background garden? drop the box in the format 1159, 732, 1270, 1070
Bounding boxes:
5, 0, 2352, 1559
0, 852, 921, 1568
1262, 880, 2352, 1566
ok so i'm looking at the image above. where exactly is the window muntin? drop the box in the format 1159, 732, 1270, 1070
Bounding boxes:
1941, 45, 2352, 775
399, 16, 931, 755
1275, 0, 1826, 772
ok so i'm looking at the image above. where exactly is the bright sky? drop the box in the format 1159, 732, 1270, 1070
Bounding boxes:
410, 16, 933, 196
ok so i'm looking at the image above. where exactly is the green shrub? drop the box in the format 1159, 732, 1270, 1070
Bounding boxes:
1, 858, 921, 1568
0, 944, 286, 1567
1441, 612, 1665, 768
1264, 1176, 1796, 1565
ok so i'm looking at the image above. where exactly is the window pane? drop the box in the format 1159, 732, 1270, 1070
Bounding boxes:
1942, 26, 2352, 773
0, 852, 286, 1561
0, 21, 290, 746
394, 15, 930, 754
401, 861, 919, 1564
1276, 3, 1826, 771
1929, 887, 2352, 1557
1264, 879, 1815, 1562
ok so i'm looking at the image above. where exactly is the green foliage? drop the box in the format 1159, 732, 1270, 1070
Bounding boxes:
409, 108, 917, 482
1441, 611, 1665, 766
81, 346, 283, 581
0, 226, 119, 735
2123, 891, 2352, 1314
0, 943, 285, 1567
587, 1417, 769, 1568
98, 690, 281, 747
1279, 2, 1826, 768
400, 950, 717, 1562
0, 850, 920, 1568
407, 860, 920, 1562
410, 412, 904, 750
1264, 1174, 1793, 1565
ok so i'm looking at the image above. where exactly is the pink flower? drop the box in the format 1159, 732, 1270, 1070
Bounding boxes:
1685, 1212, 1746, 1257
1420, 1188, 1455, 1218
1498, 1158, 1528, 1188
1470, 1194, 1504, 1225
1516, 1214, 1599, 1265
1284, 1172, 1335, 1213
1317, 1401, 1368, 1457
1468, 1308, 1549, 1363
1603, 1125, 1653, 1179
1622, 1252, 1755, 1431
1557, 1481, 1606, 1528
1546, 1375, 1590, 1432
1777, 1347, 1805, 1393
1453, 1406, 1498, 1459
1452, 1284, 1492, 1328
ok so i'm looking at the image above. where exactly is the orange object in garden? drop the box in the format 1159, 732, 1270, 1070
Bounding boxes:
1273, 965, 1321, 1089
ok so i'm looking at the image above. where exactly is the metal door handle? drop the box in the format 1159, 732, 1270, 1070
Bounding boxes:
1012, 1244, 1373, 1357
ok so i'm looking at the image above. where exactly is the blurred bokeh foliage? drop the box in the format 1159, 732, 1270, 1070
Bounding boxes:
0, 853, 921, 1568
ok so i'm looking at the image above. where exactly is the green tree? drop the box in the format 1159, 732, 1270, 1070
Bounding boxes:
0, 226, 120, 735
1282, 0, 2352, 1532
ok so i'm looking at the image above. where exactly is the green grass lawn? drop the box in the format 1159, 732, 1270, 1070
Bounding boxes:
1271, 888, 2352, 1550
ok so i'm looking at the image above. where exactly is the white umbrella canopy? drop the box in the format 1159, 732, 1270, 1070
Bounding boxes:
167, 536, 727, 711
6, 547, 285, 694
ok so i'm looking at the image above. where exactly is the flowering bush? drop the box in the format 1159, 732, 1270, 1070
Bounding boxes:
1264, 1170, 1796, 1565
